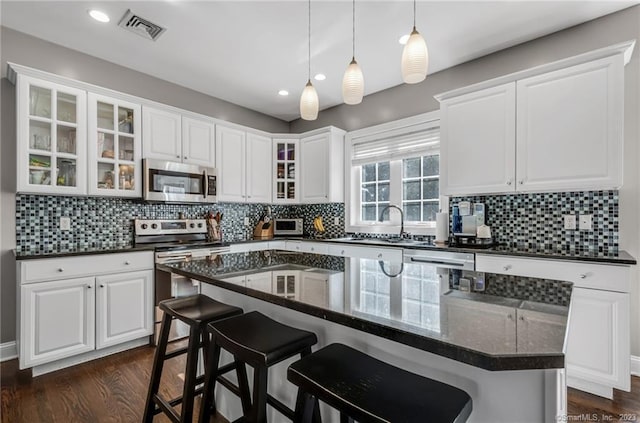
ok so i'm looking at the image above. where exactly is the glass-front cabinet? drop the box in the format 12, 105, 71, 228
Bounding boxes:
17, 76, 87, 194
272, 138, 299, 203
88, 93, 142, 197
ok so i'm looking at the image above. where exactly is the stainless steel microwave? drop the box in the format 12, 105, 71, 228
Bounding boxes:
274, 218, 304, 236
143, 159, 217, 203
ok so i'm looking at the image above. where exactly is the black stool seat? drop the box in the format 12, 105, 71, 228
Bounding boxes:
159, 294, 243, 327
288, 343, 473, 423
210, 311, 318, 367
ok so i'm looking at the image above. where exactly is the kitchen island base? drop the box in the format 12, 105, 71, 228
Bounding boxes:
201, 284, 566, 423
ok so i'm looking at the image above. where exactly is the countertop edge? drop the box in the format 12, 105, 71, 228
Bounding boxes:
158, 263, 566, 372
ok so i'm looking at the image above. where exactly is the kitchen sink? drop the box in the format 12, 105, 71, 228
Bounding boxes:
329, 237, 432, 247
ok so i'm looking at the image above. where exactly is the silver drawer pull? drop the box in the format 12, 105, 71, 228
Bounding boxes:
100, 284, 105, 288
87, 285, 92, 289
503, 265, 512, 271
58, 267, 64, 272
519, 315, 525, 321
341, 250, 345, 255
311, 247, 315, 251
506, 180, 512, 186
125, 261, 131, 265
579, 273, 587, 279
507, 314, 513, 320
377, 253, 383, 258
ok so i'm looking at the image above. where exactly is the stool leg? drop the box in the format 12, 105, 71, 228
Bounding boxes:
143, 311, 172, 423
339, 413, 354, 423
251, 365, 269, 423
199, 334, 221, 423
299, 348, 322, 423
180, 324, 201, 423
293, 389, 316, 423
236, 358, 253, 418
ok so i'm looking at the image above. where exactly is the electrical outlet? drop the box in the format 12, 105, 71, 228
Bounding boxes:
244, 217, 250, 226
563, 215, 576, 230
334, 217, 340, 226
579, 214, 593, 230
60, 217, 71, 231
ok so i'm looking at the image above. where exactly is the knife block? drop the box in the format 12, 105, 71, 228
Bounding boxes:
253, 220, 274, 239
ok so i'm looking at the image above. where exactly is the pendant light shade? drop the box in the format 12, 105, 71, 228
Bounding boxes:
300, 0, 319, 120
343, 59, 364, 105
300, 80, 319, 120
401, 26, 428, 84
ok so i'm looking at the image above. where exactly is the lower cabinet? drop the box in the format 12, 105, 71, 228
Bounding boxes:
17, 252, 154, 370
96, 271, 154, 349
21, 277, 96, 368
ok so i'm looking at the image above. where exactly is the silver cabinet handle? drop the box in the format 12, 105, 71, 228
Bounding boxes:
507, 314, 513, 320
311, 247, 315, 251
519, 315, 525, 321
340, 250, 345, 255
506, 180, 512, 186
58, 267, 64, 272
377, 253, 383, 258
183, 156, 187, 159
100, 284, 105, 288
176, 155, 180, 158
519, 180, 524, 185
87, 285, 92, 289
503, 265, 512, 271
296, 246, 300, 250
579, 274, 587, 279
125, 261, 131, 265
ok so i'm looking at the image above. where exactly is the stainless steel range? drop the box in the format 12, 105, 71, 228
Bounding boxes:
134, 218, 230, 344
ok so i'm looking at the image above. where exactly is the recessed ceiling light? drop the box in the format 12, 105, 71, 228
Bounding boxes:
314, 73, 326, 81
278, 90, 289, 96
89, 10, 110, 23
399, 34, 410, 45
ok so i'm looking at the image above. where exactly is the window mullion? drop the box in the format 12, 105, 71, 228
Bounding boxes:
389, 159, 403, 228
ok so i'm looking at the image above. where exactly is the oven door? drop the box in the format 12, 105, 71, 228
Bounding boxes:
154, 268, 201, 344
144, 158, 216, 203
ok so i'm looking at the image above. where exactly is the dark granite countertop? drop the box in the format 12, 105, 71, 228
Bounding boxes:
159, 250, 572, 371
14, 244, 157, 260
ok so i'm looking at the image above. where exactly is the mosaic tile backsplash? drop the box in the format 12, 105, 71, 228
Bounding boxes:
450, 191, 619, 252
15, 195, 346, 254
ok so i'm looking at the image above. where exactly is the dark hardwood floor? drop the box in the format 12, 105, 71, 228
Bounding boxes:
1, 345, 638, 422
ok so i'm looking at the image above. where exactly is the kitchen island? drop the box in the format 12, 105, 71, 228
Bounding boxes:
159, 250, 573, 423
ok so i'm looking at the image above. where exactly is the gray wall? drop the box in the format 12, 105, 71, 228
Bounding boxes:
0, 26, 289, 344
292, 5, 640, 358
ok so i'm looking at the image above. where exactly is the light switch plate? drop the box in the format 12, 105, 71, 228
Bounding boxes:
244, 217, 250, 226
334, 217, 340, 226
579, 214, 593, 230
563, 215, 576, 230
60, 217, 71, 231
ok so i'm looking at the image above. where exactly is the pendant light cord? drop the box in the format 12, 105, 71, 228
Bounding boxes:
308, 0, 311, 81
413, 0, 416, 28
352, 0, 355, 59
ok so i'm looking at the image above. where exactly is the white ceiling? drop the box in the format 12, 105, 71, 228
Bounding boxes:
2, 1, 637, 121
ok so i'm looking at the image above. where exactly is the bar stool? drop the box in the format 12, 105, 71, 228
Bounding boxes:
199, 311, 318, 423
143, 294, 243, 423
287, 343, 473, 423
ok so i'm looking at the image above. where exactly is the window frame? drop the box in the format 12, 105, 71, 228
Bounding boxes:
345, 111, 446, 236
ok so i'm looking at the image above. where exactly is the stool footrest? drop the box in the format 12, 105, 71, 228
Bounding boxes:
267, 393, 294, 420
152, 395, 180, 423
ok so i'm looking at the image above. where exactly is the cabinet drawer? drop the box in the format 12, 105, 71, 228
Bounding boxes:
267, 240, 286, 250
19, 251, 154, 284
299, 242, 328, 255
229, 242, 269, 253
475, 254, 629, 293
327, 244, 403, 262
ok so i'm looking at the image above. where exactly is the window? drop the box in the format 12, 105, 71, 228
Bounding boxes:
347, 112, 442, 235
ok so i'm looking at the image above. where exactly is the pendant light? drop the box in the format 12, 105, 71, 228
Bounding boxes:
342, 0, 364, 105
300, 0, 319, 120
401, 0, 428, 84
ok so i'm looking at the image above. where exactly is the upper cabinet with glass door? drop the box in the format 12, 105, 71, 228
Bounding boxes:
87, 93, 142, 197
16, 75, 87, 194
273, 138, 299, 203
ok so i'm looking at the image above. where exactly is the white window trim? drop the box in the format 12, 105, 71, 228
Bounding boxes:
345, 111, 446, 236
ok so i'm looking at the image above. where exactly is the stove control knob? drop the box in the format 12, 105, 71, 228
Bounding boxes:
190, 223, 195, 228
197, 223, 203, 228
141, 223, 148, 230
151, 223, 158, 229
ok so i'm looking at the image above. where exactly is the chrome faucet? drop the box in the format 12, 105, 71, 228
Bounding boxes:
378, 204, 409, 239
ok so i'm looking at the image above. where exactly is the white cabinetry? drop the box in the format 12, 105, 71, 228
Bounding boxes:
300, 271, 344, 311
143, 107, 216, 168
438, 49, 627, 195
475, 254, 631, 398
17, 252, 154, 372
300, 128, 345, 203
88, 93, 142, 197
327, 244, 403, 262
440, 83, 516, 196
21, 277, 95, 368
273, 137, 299, 203
216, 126, 272, 203
16, 75, 87, 195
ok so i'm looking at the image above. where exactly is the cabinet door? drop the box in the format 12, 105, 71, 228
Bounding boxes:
246, 133, 272, 203
440, 83, 516, 195
88, 93, 142, 197
20, 277, 95, 368
272, 271, 299, 300
516, 308, 567, 353
95, 270, 153, 349
182, 116, 215, 168
246, 272, 273, 293
516, 55, 623, 191
566, 287, 630, 391
142, 106, 182, 162
17, 75, 87, 195
300, 272, 329, 307
216, 126, 246, 202
273, 138, 300, 203
301, 133, 330, 203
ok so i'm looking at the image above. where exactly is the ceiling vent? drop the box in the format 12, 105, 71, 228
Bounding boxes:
118, 10, 166, 41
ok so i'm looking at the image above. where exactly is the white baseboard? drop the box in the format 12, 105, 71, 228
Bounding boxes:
0, 341, 17, 362
631, 355, 640, 376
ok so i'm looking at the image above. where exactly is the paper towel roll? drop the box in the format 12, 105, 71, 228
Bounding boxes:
435, 212, 449, 242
